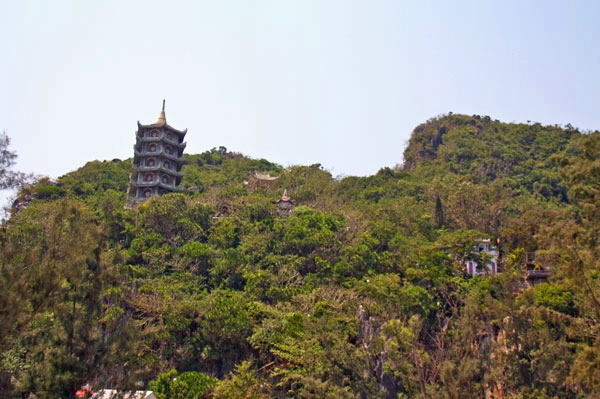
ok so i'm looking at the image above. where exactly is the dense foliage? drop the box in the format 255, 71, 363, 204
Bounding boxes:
2, 115, 600, 398
0, 131, 32, 192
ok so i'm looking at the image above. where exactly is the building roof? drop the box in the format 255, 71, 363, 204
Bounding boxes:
252, 172, 279, 181
137, 100, 187, 135
277, 189, 294, 203
92, 389, 156, 399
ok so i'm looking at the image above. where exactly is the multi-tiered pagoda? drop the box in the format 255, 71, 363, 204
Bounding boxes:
126, 100, 187, 207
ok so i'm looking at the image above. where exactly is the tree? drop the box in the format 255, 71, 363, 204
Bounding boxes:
434, 194, 445, 229
0, 199, 118, 398
212, 361, 270, 399
0, 131, 28, 190
150, 369, 216, 399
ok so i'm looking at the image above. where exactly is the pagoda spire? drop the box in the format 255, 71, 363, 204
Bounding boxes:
156, 99, 166, 125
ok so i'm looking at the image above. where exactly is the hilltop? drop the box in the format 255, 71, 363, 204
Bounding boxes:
2, 114, 600, 398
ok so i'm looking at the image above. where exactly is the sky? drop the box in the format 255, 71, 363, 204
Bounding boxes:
1, 1, 599, 201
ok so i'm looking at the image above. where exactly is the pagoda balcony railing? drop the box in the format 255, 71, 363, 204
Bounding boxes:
131, 179, 160, 188
134, 149, 184, 162
158, 181, 183, 191
132, 177, 183, 189
133, 164, 160, 172
135, 134, 187, 149
158, 150, 184, 162
133, 164, 184, 177
133, 147, 160, 156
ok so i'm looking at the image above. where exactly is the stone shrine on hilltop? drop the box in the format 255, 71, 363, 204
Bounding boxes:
126, 101, 187, 208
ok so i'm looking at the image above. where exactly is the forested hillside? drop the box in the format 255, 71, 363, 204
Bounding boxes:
2, 114, 600, 398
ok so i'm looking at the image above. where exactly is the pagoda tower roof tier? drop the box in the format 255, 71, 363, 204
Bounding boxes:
131, 182, 183, 192
132, 164, 184, 177
131, 157, 184, 168
136, 100, 187, 135
133, 149, 185, 162
136, 122, 187, 136
135, 138, 186, 149
134, 135, 187, 149
133, 140, 186, 153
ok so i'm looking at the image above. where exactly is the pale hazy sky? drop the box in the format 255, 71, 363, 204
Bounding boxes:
1, 1, 599, 189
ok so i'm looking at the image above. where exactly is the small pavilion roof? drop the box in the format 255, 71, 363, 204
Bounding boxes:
277, 189, 294, 203
252, 172, 279, 181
